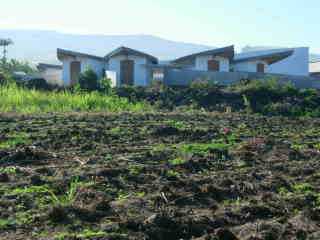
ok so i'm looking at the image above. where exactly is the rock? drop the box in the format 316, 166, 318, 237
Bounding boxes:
30, 174, 45, 185
0, 173, 9, 182
215, 228, 239, 240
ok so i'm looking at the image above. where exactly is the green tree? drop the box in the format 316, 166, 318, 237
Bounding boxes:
78, 68, 99, 91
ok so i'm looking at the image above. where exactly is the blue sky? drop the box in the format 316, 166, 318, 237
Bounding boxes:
1, 0, 319, 53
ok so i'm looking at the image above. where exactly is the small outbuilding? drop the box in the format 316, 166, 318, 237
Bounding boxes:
233, 49, 294, 74
105, 47, 158, 86
171, 45, 234, 72
57, 49, 105, 86
37, 63, 63, 86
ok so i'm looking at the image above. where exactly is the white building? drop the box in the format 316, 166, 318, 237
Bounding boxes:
37, 63, 63, 86
234, 48, 309, 76
310, 61, 320, 78
171, 46, 234, 72
56, 45, 309, 87
57, 47, 158, 87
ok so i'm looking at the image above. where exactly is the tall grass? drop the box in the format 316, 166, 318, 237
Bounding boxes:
0, 84, 152, 113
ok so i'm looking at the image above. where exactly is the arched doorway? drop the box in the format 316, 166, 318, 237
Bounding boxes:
70, 61, 81, 85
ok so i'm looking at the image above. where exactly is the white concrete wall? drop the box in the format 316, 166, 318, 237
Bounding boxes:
60, 55, 105, 86
40, 68, 63, 86
233, 60, 267, 73
267, 48, 309, 76
194, 56, 230, 72
310, 61, 320, 73
107, 55, 148, 86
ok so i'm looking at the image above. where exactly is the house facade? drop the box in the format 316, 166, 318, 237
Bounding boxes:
310, 61, 320, 78
37, 63, 63, 86
57, 45, 308, 87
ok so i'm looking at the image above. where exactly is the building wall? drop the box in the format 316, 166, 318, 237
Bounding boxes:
310, 61, 320, 73
61, 55, 105, 85
40, 68, 63, 86
233, 60, 267, 73
164, 69, 319, 89
267, 48, 309, 76
194, 56, 230, 72
107, 55, 148, 86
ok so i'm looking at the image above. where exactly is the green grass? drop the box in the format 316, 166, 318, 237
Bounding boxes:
0, 132, 30, 149
0, 84, 152, 113
11, 177, 93, 207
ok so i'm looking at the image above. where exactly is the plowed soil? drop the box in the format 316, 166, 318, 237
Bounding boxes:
1, 113, 320, 240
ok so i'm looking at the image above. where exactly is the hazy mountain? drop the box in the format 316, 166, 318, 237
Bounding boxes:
0, 29, 214, 64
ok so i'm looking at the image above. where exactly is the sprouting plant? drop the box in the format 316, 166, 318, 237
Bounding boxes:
12, 177, 91, 207
166, 170, 180, 178
169, 158, 187, 166
117, 190, 131, 201
242, 94, 252, 113
292, 183, 314, 194
166, 120, 187, 130
0, 166, 17, 174
0, 132, 30, 149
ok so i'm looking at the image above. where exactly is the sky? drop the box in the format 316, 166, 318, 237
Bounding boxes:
1, 0, 319, 53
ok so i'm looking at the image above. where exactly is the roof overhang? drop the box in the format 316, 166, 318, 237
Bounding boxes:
37, 63, 62, 71
57, 48, 104, 61
171, 45, 235, 65
233, 50, 294, 65
104, 46, 158, 64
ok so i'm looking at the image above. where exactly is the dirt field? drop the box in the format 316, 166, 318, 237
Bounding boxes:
1, 113, 320, 240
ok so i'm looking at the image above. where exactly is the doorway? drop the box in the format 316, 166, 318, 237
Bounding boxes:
70, 61, 81, 85
120, 60, 134, 85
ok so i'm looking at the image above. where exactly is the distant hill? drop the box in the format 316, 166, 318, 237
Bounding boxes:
0, 30, 214, 64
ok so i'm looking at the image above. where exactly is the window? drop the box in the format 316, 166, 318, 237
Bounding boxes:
208, 59, 220, 71
257, 63, 265, 73
153, 69, 164, 81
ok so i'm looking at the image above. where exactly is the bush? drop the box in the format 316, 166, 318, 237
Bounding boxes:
79, 69, 99, 91
100, 77, 112, 95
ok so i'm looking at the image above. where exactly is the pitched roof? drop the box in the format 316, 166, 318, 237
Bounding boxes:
233, 49, 294, 65
171, 45, 235, 64
57, 48, 104, 61
104, 46, 158, 63
37, 63, 62, 71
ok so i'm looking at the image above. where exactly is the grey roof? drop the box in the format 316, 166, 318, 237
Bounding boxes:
37, 63, 62, 71
233, 49, 294, 65
171, 45, 235, 64
57, 48, 104, 61
105, 46, 158, 63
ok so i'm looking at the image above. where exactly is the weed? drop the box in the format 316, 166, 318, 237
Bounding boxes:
0, 218, 13, 229
0, 132, 30, 149
12, 177, 92, 207
0, 83, 152, 113
167, 170, 180, 178
166, 120, 187, 130
169, 158, 187, 166
292, 183, 314, 194
136, 191, 146, 198
0, 166, 17, 174
117, 190, 131, 201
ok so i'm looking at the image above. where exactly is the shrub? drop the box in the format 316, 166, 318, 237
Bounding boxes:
79, 68, 99, 91
100, 77, 113, 95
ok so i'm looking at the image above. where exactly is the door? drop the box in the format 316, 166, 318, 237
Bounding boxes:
208, 59, 220, 71
70, 61, 81, 85
120, 60, 134, 85
257, 63, 265, 73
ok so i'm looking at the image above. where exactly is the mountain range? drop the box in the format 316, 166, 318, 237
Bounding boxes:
0, 29, 319, 64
